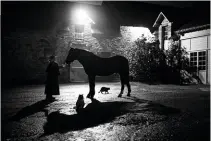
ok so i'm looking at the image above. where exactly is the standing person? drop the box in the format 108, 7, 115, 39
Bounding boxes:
44, 55, 61, 101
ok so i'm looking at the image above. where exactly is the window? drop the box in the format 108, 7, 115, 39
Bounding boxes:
198, 51, 206, 70
190, 52, 197, 68
162, 26, 168, 40
190, 51, 206, 71
75, 24, 84, 41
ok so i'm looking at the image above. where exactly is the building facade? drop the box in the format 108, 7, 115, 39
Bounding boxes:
3, 2, 148, 85
152, 12, 210, 84
152, 12, 172, 50
176, 26, 210, 84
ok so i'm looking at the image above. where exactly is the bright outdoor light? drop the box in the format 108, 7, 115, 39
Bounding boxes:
74, 9, 94, 25
75, 9, 87, 23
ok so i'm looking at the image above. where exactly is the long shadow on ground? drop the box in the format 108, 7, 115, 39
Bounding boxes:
10, 99, 55, 121
42, 98, 180, 136
42, 99, 130, 135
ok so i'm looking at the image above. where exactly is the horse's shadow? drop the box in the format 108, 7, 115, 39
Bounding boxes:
10, 99, 56, 121
42, 98, 180, 136
42, 99, 131, 135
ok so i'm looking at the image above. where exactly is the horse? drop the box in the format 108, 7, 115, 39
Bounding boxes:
65, 48, 131, 99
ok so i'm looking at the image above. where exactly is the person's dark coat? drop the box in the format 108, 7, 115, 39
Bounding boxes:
45, 61, 60, 96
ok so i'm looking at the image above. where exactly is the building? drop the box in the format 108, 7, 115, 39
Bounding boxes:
4, 1, 209, 85
2, 1, 153, 85
152, 11, 210, 84
176, 19, 210, 84
152, 12, 190, 50
59, 2, 155, 82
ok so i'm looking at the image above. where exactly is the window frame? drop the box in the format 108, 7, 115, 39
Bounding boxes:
189, 51, 206, 71
198, 51, 206, 70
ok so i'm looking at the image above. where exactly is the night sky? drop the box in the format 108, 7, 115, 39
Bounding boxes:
2, 1, 210, 34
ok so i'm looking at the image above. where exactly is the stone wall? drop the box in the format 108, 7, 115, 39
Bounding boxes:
2, 31, 56, 86
2, 22, 151, 86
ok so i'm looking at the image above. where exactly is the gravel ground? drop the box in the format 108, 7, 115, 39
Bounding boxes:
1, 82, 210, 141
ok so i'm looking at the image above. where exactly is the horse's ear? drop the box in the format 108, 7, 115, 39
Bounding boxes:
69, 47, 75, 51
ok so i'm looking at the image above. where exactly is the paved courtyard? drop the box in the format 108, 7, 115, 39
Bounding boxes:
1, 82, 210, 141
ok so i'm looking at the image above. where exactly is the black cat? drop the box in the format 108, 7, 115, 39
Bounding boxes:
98, 87, 110, 94
76, 94, 85, 113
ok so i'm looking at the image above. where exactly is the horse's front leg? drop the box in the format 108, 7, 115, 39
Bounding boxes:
87, 75, 95, 99
118, 75, 124, 97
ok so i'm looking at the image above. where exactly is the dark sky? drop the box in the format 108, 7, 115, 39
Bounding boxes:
2, 1, 210, 34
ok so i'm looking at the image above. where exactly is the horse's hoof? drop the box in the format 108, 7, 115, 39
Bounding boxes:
127, 94, 131, 97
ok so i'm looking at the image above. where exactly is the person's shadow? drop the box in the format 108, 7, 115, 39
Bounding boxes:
41, 97, 180, 137
42, 99, 131, 135
10, 99, 56, 121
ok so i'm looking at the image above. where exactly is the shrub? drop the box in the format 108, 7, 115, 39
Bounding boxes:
118, 36, 163, 83
118, 35, 193, 85
164, 39, 190, 84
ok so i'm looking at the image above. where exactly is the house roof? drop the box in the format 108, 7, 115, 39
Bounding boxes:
151, 9, 193, 33
104, 1, 197, 36
176, 15, 210, 33
153, 12, 170, 27
151, 1, 210, 33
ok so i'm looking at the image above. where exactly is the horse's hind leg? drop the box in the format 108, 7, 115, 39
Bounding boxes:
118, 75, 125, 97
124, 75, 131, 96
126, 81, 131, 96
87, 75, 95, 99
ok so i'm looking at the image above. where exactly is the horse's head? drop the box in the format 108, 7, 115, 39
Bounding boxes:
65, 48, 80, 64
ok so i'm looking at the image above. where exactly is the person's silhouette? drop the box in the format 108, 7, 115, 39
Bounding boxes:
44, 55, 61, 101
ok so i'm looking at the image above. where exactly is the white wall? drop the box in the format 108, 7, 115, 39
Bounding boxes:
191, 36, 208, 51
181, 39, 191, 51
180, 29, 210, 40
164, 40, 169, 50
180, 29, 210, 84
181, 29, 210, 51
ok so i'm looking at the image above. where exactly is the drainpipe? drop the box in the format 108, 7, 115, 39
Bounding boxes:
206, 36, 208, 84
178, 37, 181, 85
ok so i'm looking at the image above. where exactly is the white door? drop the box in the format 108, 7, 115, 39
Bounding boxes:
69, 60, 88, 82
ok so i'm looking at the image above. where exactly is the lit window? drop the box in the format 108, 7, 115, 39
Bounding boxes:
75, 24, 84, 41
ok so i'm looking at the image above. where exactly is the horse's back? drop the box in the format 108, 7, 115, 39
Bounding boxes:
101, 55, 129, 74
112, 55, 128, 62
81, 52, 129, 75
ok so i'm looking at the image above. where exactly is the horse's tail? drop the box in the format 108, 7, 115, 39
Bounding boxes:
125, 58, 130, 74
122, 56, 130, 75
119, 56, 130, 82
